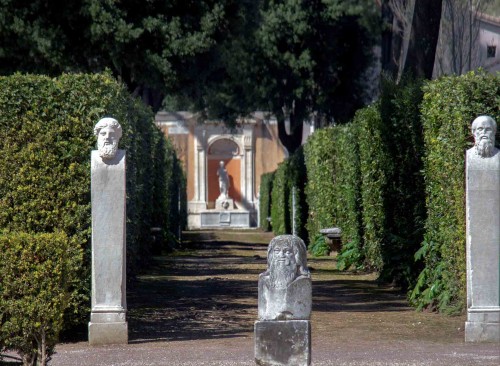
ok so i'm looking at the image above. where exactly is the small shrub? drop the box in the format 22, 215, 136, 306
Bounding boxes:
0, 232, 82, 366
308, 234, 330, 257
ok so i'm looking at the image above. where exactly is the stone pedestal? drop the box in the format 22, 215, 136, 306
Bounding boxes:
465, 149, 500, 343
254, 320, 311, 366
255, 236, 312, 365
215, 197, 234, 210
89, 150, 128, 345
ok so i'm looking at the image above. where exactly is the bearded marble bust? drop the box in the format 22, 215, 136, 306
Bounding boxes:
94, 118, 123, 160
258, 235, 312, 321
470, 115, 498, 159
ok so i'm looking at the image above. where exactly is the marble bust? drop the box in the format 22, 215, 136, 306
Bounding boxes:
94, 117, 123, 160
258, 235, 312, 320
470, 115, 498, 159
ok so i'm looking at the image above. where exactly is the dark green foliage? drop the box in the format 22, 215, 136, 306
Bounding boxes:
287, 148, 308, 240
259, 172, 275, 232
187, 0, 379, 153
410, 71, 500, 313
0, 73, 185, 327
308, 234, 330, 257
270, 148, 308, 240
0, 232, 81, 366
377, 76, 426, 287
270, 161, 289, 235
0, 0, 234, 109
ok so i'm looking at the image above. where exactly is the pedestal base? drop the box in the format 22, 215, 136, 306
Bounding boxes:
465, 308, 500, 342
89, 321, 128, 345
254, 320, 311, 366
215, 197, 234, 210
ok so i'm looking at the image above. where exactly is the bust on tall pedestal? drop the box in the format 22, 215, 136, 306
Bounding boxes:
465, 115, 500, 343
89, 117, 128, 345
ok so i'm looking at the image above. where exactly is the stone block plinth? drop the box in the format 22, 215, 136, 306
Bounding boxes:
254, 320, 311, 366
89, 307, 128, 345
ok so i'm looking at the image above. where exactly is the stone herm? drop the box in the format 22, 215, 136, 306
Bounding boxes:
258, 235, 312, 321
89, 117, 128, 345
255, 235, 312, 366
465, 115, 500, 343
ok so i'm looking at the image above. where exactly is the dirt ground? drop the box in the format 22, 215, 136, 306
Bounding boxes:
2, 230, 499, 365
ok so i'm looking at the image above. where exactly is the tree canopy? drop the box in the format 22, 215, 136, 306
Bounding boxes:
178, 0, 380, 153
0, 0, 234, 109
0, 0, 379, 152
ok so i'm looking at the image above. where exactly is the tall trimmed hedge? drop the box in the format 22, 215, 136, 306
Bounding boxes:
304, 128, 336, 240
304, 125, 363, 267
0, 73, 185, 325
410, 71, 500, 313
356, 105, 389, 270
270, 148, 307, 239
377, 77, 426, 286
304, 79, 425, 278
259, 172, 275, 231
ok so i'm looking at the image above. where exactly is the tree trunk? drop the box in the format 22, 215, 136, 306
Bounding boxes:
131, 85, 165, 113
381, 0, 395, 75
403, 0, 443, 79
277, 113, 304, 156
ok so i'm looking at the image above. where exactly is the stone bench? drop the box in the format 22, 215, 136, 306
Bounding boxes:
319, 227, 342, 252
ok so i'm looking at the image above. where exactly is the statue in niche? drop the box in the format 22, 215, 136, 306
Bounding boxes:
217, 160, 230, 199
94, 117, 123, 160
469, 115, 498, 159
258, 235, 312, 321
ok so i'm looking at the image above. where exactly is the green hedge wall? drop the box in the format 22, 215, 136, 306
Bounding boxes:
0, 73, 185, 326
259, 172, 275, 231
304, 127, 336, 241
356, 105, 388, 270
270, 160, 289, 235
270, 148, 307, 239
0, 232, 80, 365
410, 71, 500, 313
304, 125, 363, 267
377, 77, 426, 287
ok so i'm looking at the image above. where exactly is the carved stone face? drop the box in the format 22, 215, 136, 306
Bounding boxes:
267, 235, 309, 289
94, 118, 122, 160
271, 242, 296, 269
472, 116, 497, 158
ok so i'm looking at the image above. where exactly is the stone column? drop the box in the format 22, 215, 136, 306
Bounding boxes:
191, 128, 207, 211
465, 115, 500, 343
89, 118, 128, 345
255, 235, 312, 365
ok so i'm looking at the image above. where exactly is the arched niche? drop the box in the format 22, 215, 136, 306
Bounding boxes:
207, 138, 242, 205
208, 138, 240, 157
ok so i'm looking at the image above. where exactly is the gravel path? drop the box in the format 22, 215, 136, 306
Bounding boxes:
3, 230, 498, 366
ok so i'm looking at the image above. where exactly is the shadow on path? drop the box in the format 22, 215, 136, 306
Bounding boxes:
127, 230, 409, 344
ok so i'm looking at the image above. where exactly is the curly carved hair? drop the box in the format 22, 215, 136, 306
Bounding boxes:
93, 117, 123, 140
